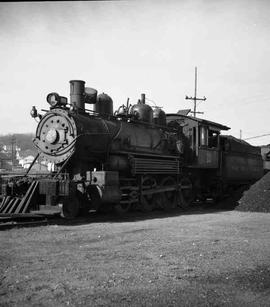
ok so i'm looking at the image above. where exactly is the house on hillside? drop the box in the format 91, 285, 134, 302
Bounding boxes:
19, 155, 50, 172
19, 155, 35, 169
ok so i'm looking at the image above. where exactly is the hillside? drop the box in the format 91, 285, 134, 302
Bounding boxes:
0, 133, 35, 151
0, 133, 37, 158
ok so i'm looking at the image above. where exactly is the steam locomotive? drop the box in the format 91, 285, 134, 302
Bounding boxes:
1, 80, 264, 218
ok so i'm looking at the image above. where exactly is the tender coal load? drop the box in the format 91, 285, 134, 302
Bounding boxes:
236, 172, 270, 212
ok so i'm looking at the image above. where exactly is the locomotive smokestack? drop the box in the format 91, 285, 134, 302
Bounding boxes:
70, 80, 85, 112
141, 93, 145, 104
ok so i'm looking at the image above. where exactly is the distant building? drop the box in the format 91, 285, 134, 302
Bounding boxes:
19, 155, 35, 169
0, 152, 12, 171
2, 144, 21, 160
28, 162, 48, 173
0, 142, 21, 169
18, 155, 51, 172
47, 162, 56, 172
2, 144, 20, 153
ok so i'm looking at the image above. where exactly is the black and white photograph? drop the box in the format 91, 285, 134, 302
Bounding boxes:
0, 0, 270, 306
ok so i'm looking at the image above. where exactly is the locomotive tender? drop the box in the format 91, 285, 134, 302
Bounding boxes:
1, 80, 264, 218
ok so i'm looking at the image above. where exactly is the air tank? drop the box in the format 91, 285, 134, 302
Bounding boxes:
94, 93, 113, 116
153, 107, 166, 126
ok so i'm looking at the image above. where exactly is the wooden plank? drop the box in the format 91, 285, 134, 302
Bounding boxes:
22, 181, 39, 213
9, 198, 21, 214
0, 196, 7, 211
2, 198, 16, 214
15, 181, 37, 214
0, 196, 11, 213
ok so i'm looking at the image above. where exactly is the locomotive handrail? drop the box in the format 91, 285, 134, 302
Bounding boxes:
112, 121, 123, 140
25, 153, 40, 176
53, 152, 74, 179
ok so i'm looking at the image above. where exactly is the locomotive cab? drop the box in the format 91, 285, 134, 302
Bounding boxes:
166, 113, 230, 168
197, 125, 222, 168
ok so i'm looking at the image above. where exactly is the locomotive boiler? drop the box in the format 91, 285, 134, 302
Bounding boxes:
0, 80, 264, 218
34, 81, 177, 170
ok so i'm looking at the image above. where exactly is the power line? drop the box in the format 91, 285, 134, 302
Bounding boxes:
243, 133, 270, 141
185, 66, 206, 117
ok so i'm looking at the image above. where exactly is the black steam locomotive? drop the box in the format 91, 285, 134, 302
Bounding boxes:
0, 80, 264, 218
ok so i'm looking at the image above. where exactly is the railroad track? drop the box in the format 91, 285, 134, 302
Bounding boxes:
0, 213, 49, 230
0, 199, 233, 230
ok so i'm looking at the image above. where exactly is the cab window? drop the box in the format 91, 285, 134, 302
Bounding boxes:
199, 125, 219, 148
208, 130, 219, 148
199, 126, 208, 147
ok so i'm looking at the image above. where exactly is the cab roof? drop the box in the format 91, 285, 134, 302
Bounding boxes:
166, 113, 230, 131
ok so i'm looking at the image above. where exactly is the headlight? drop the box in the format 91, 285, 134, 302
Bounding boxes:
46, 92, 67, 107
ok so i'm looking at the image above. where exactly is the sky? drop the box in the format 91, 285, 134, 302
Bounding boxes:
0, 0, 269, 146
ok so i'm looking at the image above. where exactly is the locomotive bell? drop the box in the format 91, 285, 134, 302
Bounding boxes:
94, 93, 113, 116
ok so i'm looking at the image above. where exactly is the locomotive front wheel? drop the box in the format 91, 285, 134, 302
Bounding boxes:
60, 196, 80, 219
179, 177, 194, 208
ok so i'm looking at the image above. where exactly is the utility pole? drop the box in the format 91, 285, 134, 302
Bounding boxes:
11, 135, 16, 168
185, 66, 206, 117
